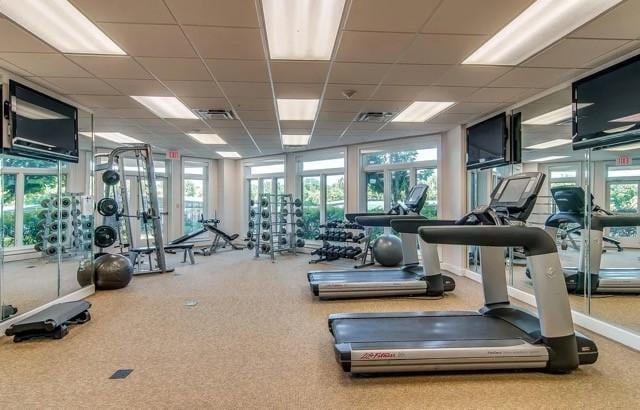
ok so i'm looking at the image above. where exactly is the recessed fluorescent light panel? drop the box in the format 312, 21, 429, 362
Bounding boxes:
187, 133, 226, 144
463, 0, 622, 65
0, 0, 125, 55
217, 151, 241, 158
524, 139, 572, 150
611, 113, 640, 122
522, 104, 592, 125
277, 99, 319, 120
262, 0, 346, 60
391, 102, 455, 123
606, 142, 640, 151
604, 124, 636, 134
282, 134, 311, 146
80, 132, 142, 144
131, 96, 198, 119
530, 155, 569, 162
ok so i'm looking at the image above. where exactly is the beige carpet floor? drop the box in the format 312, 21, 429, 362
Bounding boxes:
0, 251, 639, 409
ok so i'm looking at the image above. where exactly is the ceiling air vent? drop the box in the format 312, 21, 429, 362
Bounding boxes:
356, 112, 394, 122
193, 109, 236, 120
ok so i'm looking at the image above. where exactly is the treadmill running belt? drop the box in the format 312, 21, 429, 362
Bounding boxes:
309, 269, 421, 284
332, 315, 535, 344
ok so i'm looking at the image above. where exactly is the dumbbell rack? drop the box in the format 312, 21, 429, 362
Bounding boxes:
35, 193, 90, 257
253, 193, 303, 262
309, 221, 374, 268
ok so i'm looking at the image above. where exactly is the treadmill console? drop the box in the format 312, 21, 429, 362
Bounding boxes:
490, 172, 545, 222
405, 184, 428, 213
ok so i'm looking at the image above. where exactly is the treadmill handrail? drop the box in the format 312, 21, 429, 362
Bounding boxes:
590, 214, 640, 231
345, 212, 385, 223
418, 226, 556, 256
390, 218, 458, 233
355, 214, 422, 227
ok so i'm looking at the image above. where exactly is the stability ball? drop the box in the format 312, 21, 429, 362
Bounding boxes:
94, 254, 133, 290
372, 234, 403, 267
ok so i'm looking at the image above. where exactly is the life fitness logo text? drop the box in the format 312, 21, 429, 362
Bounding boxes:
360, 352, 396, 360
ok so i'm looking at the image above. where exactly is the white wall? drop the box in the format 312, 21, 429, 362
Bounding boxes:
216, 159, 243, 235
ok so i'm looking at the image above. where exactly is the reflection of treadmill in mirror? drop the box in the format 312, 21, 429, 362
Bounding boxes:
544, 186, 640, 293
328, 172, 598, 375
307, 184, 456, 299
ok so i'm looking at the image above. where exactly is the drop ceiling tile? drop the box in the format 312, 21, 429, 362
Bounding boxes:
422, 0, 533, 35
164, 80, 223, 97
181, 97, 232, 110
417, 86, 478, 100
205, 59, 269, 82
584, 40, 640, 69
435, 65, 511, 87
231, 98, 274, 111
383, 64, 450, 86
105, 79, 172, 95
321, 99, 362, 112
67, 55, 152, 79
0, 53, 91, 77
346, 0, 440, 32
489, 67, 583, 88
98, 23, 196, 57
0, 18, 54, 52
206, 120, 244, 129
318, 111, 358, 122
446, 102, 503, 114
71, 0, 175, 23
183, 26, 264, 59
360, 100, 412, 112
316, 120, 353, 129
270, 61, 330, 83
138, 57, 211, 80
523, 39, 630, 69
165, 0, 258, 27
235, 111, 276, 121
350, 122, 384, 131
95, 108, 159, 118
165, 118, 205, 130
336, 32, 414, 63
245, 120, 278, 129
401, 34, 488, 64
324, 84, 376, 100
330, 62, 390, 84
219, 82, 272, 98
0, 58, 35, 77
569, 1, 640, 39
464, 87, 539, 103
69, 94, 140, 109
428, 112, 478, 124
274, 83, 322, 99
42, 77, 119, 95
371, 85, 425, 101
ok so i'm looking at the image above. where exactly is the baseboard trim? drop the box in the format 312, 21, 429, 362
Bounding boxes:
0, 285, 95, 335
447, 265, 640, 351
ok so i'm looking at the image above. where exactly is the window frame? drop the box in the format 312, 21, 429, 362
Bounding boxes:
181, 157, 209, 235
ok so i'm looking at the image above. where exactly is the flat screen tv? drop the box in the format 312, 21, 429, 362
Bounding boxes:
572, 53, 640, 150
466, 112, 509, 170
4, 80, 78, 162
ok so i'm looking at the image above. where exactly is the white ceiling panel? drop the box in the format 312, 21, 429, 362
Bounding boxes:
336, 32, 414, 63
219, 82, 272, 98
270, 61, 330, 83
98, 23, 196, 57
105, 79, 172, 95
360, 100, 412, 112
274, 83, 323, 99
584, 40, 640, 70
231, 98, 275, 111
316, 120, 352, 130
523, 38, 630, 69
401, 34, 488, 64
346, 0, 440, 33
0, 58, 35, 77
435, 65, 511, 87
428, 112, 478, 124
245, 120, 278, 129
164, 80, 223, 97
464, 87, 539, 103
0, 53, 91, 77
183, 26, 264, 59
446, 102, 503, 114
422, 0, 534, 35
318, 111, 358, 122
205, 60, 269, 82
42, 77, 120, 95
568, 0, 640, 40
94, 108, 158, 119
180, 97, 232, 110
138, 57, 211, 81
329, 62, 390, 84
71, 0, 175, 24
489, 67, 582, 88
0, 18, 54, 52
235, 111, 276, 121
321, 99, 362, 112
417, 86, 479, 100
68, 95, 141, 109
383, 64, 450, 86
324, 84, 377, 100
371, 85, 425, 101
165, 0, 259, 27
164, 118, 206, 130
67, 55, 152, 79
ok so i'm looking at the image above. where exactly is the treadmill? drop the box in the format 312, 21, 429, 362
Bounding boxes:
328, 173, 598, 374
544, 187, 640, 293
308, 184, 456, 299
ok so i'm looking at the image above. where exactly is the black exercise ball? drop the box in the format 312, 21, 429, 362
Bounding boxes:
94, 254, 133, 290
76, 259, 95, 287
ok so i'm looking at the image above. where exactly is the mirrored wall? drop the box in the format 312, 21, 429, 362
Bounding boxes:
0, 108, 94, 322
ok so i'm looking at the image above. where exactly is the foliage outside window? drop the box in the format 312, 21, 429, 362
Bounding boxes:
183, 160, 208, 234
417, 168, 438, 218
2, 174, 17, 247
326, 175, 344, 222
302, 176, 321, 240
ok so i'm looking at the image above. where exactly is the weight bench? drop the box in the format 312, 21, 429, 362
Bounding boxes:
201, 224, 244, 254
129, 243, 195, 266
5, 300, 91, 342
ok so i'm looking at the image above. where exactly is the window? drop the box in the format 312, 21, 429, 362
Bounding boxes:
326, 175, 344, 222
366, 171, 384, 212
183, 160, 208, 234
249, 179, 259, 205
606, 164, 640, 240
390, 169, 410, 208
23, 175, 66, 245
251, 164, 285, 175
302, 176, 321, 239
2, 174, 17, 247
417, 168, 438, 218
363, 148, 437, 166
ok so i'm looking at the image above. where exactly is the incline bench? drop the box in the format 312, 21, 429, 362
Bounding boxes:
129, 243, 196, 266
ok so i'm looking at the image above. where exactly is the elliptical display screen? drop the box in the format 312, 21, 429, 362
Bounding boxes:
497, 178, 531, 203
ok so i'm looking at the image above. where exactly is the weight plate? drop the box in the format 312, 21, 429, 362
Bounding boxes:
94, 225, 117, 248
97, 197, 118, 217
102, 169, 120, 186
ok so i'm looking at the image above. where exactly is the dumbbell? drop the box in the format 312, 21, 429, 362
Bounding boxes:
249, 199, 255, 207
279, 237, 287, 245
247, 241, 255, 250
34, 243, 43, 252
345, 232, 353, 240
281, 208, 289, 217
41, 199, 51, 208
249, 209, 256, 218
294, 208, 303, 217
260, 198, 269, 207
295, 219, 304, 228
293, 198, 302, 207
296, 229, 305, 238
352, 233, 365, 242
261, 208, 270, 218
339, 247, 349, 258
248, 220, 255, 229
338, 231, 347, 241
261, 220, 271, 230
295, 238, 305, 248
260, 243, 271, 253
60, 197, 72, 208
246, 231, 254, 241
261, 231, 271, 241
37, 209, 49, 219
280, 227, 287, 235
